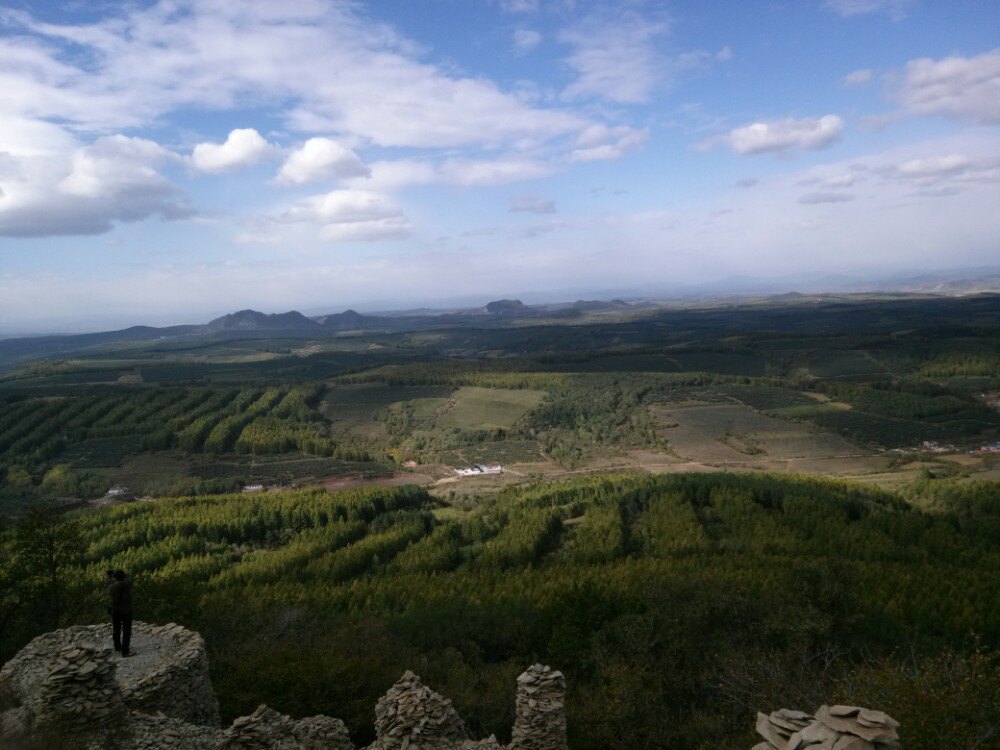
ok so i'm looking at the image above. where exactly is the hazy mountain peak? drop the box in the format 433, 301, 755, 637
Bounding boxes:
207, 310, 320, 331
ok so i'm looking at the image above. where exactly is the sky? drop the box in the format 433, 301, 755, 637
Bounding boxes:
0, 0, 998, 332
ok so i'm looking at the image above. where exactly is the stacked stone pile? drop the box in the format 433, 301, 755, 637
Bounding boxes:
372, 670, 469, 750
752, 704, 900, 750
510, 664, 567, 750
219, 704, 353, 750
34, 641, 125, 737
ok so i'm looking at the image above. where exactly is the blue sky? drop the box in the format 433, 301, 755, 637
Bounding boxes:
0, 0, 998, 331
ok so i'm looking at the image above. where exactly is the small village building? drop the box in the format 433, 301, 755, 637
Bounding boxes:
453, 464, 503, 477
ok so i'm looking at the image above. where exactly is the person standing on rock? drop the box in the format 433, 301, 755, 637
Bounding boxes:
104, 569, 133, 657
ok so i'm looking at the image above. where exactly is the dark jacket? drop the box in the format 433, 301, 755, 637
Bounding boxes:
106, 576, 133, 615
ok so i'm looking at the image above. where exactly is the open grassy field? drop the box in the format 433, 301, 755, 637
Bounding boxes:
652, 401, 868, 466
434, 387, 546, 430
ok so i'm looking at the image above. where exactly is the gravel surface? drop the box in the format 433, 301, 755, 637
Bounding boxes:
111, 630, 172, 687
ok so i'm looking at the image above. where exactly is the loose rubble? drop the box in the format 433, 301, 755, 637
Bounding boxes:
219, 704, 352, 750
510, 665, 567, 750
0, 621, 570, 750
752, 704, 900, 750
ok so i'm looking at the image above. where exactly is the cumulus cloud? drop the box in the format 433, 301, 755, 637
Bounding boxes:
0, 133, 191, 237
893, 50, 1000, 124
5, 135, 1000, 330
712, 115, 845, 155
275, 138, 370, 185
0, 0, 659, 239
825, 0, 912, 18
274, 189, 412, 242
843, 68, 873, 86
509, 195, 556, 214
190, 129, 274, 173
513, 29, 542, 54
560, 12, 669, 104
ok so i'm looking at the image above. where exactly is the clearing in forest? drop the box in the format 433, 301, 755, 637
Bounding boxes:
653, 401, 868, 466
428, 387, 546, 430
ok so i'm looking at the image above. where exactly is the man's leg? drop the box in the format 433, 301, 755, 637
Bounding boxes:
112, 612, 122, 651
121, 614, 132, 656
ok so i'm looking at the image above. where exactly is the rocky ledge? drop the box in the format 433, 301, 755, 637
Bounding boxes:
0, 622, 569, 750
0, 621, 901, 750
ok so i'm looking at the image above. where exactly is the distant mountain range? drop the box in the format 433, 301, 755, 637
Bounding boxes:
0, 297, 649, 370
1, 272, 997, 371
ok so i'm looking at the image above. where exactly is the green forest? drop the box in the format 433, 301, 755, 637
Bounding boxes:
2, 294, 998, 513
1, 473, 996, 749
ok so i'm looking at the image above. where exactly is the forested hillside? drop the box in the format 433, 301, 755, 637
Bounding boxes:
2, 295, 997, 514
2, 474, 996, 749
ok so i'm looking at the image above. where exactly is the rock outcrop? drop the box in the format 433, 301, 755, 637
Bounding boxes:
0, 622, 569, 750
3, 621, 903, 750
752, 704, 900, 750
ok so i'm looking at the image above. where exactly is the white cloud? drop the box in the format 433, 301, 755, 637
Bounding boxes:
350, 160, 439, 191
843, 68, 873, 86
893, 50, 1000, 125
895, 154, 971, 178
570, 125, 648, 162
2, 1, 588, 149
825, 0, 912, 19
560, 12, 669, 104
4, 135, 999, 330
714, 115, 845, 155
273, 188, 412, 242
320, 217, 412, 242
288, 189, 402, 224
440, 157, 555, 186
61, 135, 173, 196
513, 29, 542, 54
191, 129, 274, 173
275, 138, 370, 185
509, 195, 556, 214
0, 0, 661, 239
0, 133, 191, 237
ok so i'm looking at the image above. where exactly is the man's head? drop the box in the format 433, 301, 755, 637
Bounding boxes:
113, 569, 126, 581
